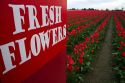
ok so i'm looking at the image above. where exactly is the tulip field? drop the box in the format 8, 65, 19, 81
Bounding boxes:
66, 10, 125, 82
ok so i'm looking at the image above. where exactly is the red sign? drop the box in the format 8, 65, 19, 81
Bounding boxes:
0, 0, 66, 82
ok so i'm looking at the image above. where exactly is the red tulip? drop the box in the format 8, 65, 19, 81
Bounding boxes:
70, 30, 76, 36
78, 58, 83, 64
91, 49, 94, 54
118, 46, 123, 51
67, 65, 73, 72
67, 55, 75, 65
85, 37, 90, 43
121, 52, 125, 57
80, 52, 85, 58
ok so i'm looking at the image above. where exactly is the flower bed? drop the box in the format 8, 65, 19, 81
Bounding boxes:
112, 15, 125, 82
67, 10, 111, 82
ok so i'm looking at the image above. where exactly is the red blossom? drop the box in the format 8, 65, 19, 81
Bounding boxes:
118, 46, 123, 51
121, 52, 125, 57
67, 55, 75, 65
74, 46, 78, 54
67, 65, 73, 72
91, 49, 94, 54
92, 38, 95, 43
70, 29, 76, 36
122, 42, 125, 47
78, 57, 83, 64
82, 42, 87, 48
85, 37, 90, 43
80, 52, 85, 58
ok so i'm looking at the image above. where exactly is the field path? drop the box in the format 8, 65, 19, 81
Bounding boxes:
84, 17, 117, 83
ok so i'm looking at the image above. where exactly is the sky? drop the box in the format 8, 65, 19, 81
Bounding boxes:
67, 0, 125, 10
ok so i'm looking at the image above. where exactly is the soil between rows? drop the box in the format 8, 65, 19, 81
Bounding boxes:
84, 18, 117, 83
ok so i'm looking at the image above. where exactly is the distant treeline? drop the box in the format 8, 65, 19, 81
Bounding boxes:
68, 8, 124, 11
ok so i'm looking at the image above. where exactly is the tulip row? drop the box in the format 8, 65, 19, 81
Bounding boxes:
112, 15, 125, 82
67, 15, 106, 36
67, 15, 106, 55
118, 12, 125, 28
67, 11, 108, 32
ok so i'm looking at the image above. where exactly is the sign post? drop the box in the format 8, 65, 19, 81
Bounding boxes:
0, 0, 67, 82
